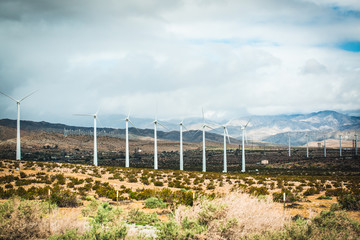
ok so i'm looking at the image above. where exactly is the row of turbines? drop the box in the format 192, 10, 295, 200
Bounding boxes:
0, 90, 251, 172
290, 133, 358, 159
1, 90, 358, 173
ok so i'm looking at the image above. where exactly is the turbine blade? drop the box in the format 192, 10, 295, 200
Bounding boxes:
97, 116, 105, 129
205, 124, 214, 130
0, 91, 17, 102
129, 119, 141, 134
225, 128, 231, 144
158, 121, 169, 131
244, 119, 251, 128
73, 114, 93, 116
202, 107, 205, 123
20, 90, 38, 102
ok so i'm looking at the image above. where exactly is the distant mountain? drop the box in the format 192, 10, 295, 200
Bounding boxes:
1, 110, 359, 146
0, 119, 240, 144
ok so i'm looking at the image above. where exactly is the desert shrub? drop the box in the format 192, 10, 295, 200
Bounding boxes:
325, 188, 346, 197
51, 174, 66, 185
157, 220, 181, 240
273, 190, 300, 203
250, 211, 360, 240
206, 182, 216, 190
81, 198, 100, 217
154, 181, 164, 186
4, 183, 13, 189
330, 203, 341, 212
93, 182, 116, 200
0, 175, 17, 184
145, 197, 167, 209
128, 176, 137, 183
248, 186, 269, 196
20, 171, 27, 178
51, 189, 81, 207
48, 228, 80, 240
303, 187, 320, 196
162, 192, 288, 239
85, 177, 93, 183
53, 202, 127, 240
0, 197, 51, 239
317, 195, 332, 200
337, 193, 360, 211
127, 209, 159, 226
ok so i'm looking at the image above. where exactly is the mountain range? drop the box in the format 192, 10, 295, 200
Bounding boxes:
0, 110, 359, 146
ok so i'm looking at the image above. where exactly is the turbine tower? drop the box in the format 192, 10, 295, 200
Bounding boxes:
288, 133, 291, 157
0, 90, 37, 160
222, 125, 230, 173
355, 134, 358, 156
153, 117, 166, 170
240, 120, 250, 173
179, 121, 188, 171
201, 109, 213, 172
74, 113, 98, 166
306, 134, 309, 158
324, 136, 326, 158
124, 113, 136, 168
339, 135, 342, 157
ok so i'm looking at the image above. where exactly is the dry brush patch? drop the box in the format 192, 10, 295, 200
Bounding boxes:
170, 192, 289, 240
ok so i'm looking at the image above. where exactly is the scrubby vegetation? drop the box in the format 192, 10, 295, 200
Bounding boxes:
0, 159, 360, 239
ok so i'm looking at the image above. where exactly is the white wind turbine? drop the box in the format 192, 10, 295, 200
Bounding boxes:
124, 113, 137, 168
240, 120, 250, 173
153, 116, 167, 170
200, 108, 214, 172
222, 125, 231, 173
0, 90, 37, 160
74, 112, 99, 166
179, 120, 189, 171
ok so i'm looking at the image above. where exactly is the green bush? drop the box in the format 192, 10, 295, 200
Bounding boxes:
0, 197, 53, 239
154, 181, 164, 186
51, 189, 81, 207
250, 211, 360, 240
303, 187, 320, 196
127, 209, 159, 226
144, 197, 167, 209
248, 186, 269, 196
337, 193, 360, 211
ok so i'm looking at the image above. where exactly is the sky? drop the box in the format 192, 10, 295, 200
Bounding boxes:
0, 0, 359, 128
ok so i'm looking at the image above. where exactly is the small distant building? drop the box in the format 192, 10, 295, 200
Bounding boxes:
260, 160, 269, 165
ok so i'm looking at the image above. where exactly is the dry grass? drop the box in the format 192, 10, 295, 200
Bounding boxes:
173, 192, 289, 240
49, 208, 89, 236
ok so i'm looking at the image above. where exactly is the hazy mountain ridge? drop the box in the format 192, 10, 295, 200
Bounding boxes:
0, 110, 359, 146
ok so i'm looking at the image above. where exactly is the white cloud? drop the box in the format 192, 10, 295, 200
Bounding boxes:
0, 0, 359, 126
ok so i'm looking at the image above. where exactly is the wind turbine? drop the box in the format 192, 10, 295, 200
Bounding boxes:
124, 113, 137, 168
0, 90, 37, 160
355, 134, 358, 156
179, 120, 189, 171
200, 108, 214, 172
74, 112, 99, 166
288, 133, 291, 157
222, 125, 231, 173
240, 120, 250, 173
306, 134, 309, 158
339, 135, 342, 157
153, 116, 167, 170
324, 135, 326, 158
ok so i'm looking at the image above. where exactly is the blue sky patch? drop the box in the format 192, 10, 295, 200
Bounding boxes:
338, 41, 360, 52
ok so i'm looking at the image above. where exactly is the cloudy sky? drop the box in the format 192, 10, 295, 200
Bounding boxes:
0, 0, 359, 127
